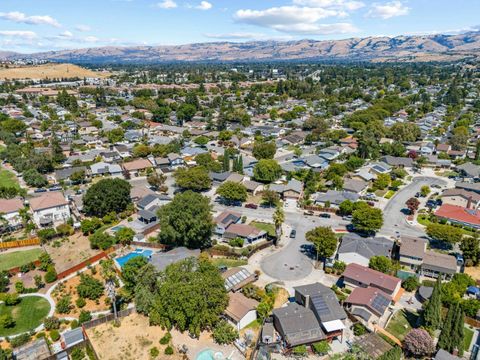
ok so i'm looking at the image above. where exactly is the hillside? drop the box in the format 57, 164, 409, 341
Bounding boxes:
0, 63, 110, 80
2, 31, 480, 64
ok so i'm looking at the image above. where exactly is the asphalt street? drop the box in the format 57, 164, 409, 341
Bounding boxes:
378, 176, 448, 238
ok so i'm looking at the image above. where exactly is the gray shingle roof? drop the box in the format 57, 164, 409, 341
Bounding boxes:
338, 234, 394, 261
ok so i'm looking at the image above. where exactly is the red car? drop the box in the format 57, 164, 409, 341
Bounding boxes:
245, 203, 258, 209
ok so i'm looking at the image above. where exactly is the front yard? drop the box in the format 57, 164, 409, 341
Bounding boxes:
0, 168, 20, 189
250, 221, 275, 237
385, 309, 419, 341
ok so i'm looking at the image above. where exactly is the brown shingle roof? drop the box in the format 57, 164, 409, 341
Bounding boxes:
29, 192, 68, 211
225, 292, 259, 322
343, 263, 400, 294
399, 236, 426, 259
0, 198, 23, 213
122, 158, 153, 171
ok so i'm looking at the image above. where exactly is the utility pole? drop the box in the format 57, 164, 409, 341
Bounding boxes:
106, 280, 119, 325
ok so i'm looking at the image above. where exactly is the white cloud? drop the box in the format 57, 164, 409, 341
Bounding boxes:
82, 36, 100, 43
58, 31, 73, 38
0, 11, 61, 27
367, 1, 410, 19
0, 30, 37, 39
234, 5, 357, 35
292, 0, 365, 11
196, 1, 212, 10
75, 24, 91, 32
156, 0, 178, 9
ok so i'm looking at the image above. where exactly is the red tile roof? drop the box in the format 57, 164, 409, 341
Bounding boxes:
435, 203, 480, 226
343, 263, 401, 294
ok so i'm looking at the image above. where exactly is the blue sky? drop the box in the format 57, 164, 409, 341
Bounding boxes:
1, 0, 479, 53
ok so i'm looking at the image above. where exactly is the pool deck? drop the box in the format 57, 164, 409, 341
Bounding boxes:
171, 329, 242, 360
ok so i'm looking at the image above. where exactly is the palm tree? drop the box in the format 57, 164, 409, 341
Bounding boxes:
273, 205, 284, 244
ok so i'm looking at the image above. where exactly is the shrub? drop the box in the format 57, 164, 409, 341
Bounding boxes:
44, 265, 57, 283
56, 295, 72, 314
44, 316, 60, 330
212, 320, 239, 345
79, 310, 92, 324
77, 274, 104, 300
159, 332, 172, 345
9, 333, 31, 348
76, 297, 86, 308
353, 323, 367, 336
71, 348, 85, 360
70, 319, 79, 329
150, 347, 160, 358
403, 329, 434, 357
56, 223, 74, 237
4, 293, 20, 306
0, 314, 15, 328
50, 329, 60, 342
402, 276, 420, 292
37, 227, 57, 243
312, 340, 330, 355
164, 346, 174, 355
292, 345, 307, 357
15, 281, 25, 293
228, 237, 244, 248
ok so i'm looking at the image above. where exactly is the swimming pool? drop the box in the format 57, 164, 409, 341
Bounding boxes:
110, 225, 126, 233
115, 248, 153, 267
196, 349, 225, 360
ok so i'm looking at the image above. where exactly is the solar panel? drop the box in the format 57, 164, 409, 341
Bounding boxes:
311, 295, 331, 316
371, 294, 390, 313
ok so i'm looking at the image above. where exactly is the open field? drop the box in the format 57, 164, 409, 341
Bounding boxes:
0, 168, 20, 189
0, 63, 109, 80
44, 233, 101, 273
0, 248, 43, 271
0, 295, 51, 336
86, 313, 182, 360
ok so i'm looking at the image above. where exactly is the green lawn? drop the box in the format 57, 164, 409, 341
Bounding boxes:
250, 221, 275, 237
0, 168, 20, 189
385, 310, 419, 341
417, 215, 477, 237
0, 296, 51, 336
464, 326, 474, 352
384, 190, 396, 199
210, 257, 248, 268
0, 248, 44, 271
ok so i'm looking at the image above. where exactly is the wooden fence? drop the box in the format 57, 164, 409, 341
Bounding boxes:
0, 237, 40, 249
82, 308, 136, 330
130, 241, 169, 250
56, 251, 110, 280
8, 260, 42, 275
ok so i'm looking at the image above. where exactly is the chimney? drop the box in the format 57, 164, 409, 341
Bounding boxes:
467, 196, 473, 209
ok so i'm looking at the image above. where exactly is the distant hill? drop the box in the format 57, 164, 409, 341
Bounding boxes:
0, 63, 110, 80
2, 31, 480, 64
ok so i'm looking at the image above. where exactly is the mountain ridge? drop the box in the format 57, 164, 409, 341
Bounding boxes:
2, 31, 480, 64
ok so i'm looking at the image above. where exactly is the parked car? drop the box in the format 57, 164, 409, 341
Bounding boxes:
319, 213, 331, 218
245, 203, 258, 209
34, 188, 47, 193
343, 215, 353, 221
290, 229, 296, 238
414, 192, 421, 198
304, 210, 314, 216
367, 201, 375, 206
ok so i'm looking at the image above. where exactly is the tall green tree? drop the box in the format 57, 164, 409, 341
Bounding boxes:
157, 191, 213, 249
306, 226, 338, 262
216, 181, 247, 203
423, 277, 442, 330
438, 302, 465, 355
174, 166, 211, 191
83, 178, 131, 217
352, 206, 383, 234
253, 159, 282, 183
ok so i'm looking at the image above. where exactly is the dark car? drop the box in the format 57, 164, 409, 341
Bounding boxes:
319, 213, 331, 218
245, 203, 258, 209
415, 192, 421, 198
290, 229, 296, 238
34, 188, 47, 193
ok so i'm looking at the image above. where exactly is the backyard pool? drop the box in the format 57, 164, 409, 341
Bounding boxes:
115, 248, 153, 267
110, 225, 126, 233
196, 349, 225, 360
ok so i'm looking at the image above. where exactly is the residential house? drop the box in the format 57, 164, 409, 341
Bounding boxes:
136, 194, 171, 210
209, 171, 231, 184
243, 180, 263, 195
214, 210, 241, 235
272, 283, 346, 348
344, 287, 392, 329
222, 267, 258, 292
54, 166, 88, 184
223, 224, 266, 243
122, 158, 153, 177
441, 188, 480, 209
336, 234, 394, 267
342, 263, 401, 300
225, 292, 259, 331
269, 179, 303, 201
90, 162, 123, 178
149, 247, 200, 272
353, 333, 393, 359
380, 156, 413, 168
29, 192, 70, 227
435, 203, 480, 229
457, 163, 480, 178
0, 198, 24, 229
343, 178, 369, 194
398, 236, 458, 280
314, 190, 360, 208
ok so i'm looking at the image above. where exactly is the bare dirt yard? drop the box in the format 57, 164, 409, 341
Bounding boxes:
465, 266, 480, 282
86, 313, 183, 360
45, 233, 101, 273
52, 265, 111, 318
0, 63, 109, 80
